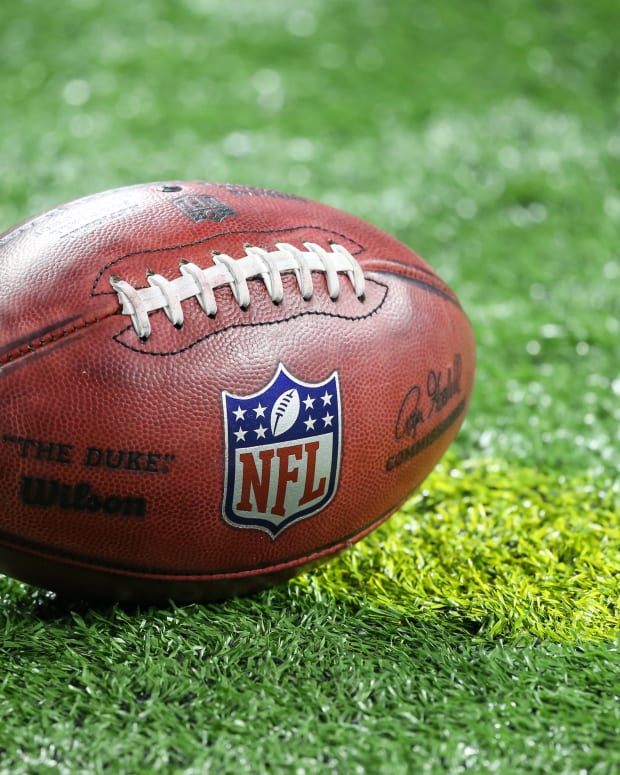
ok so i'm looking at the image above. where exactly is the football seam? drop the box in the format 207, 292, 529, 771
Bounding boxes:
0, 273, 386, 367
381, 271, 463, 309
89, 225, 447, 297
89, 225, 368, 296
0, 311, 119, 368
0, 265, 460, 367
112, 278, 390, 357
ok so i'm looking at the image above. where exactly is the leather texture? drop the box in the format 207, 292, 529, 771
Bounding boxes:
0, 182, 475, 601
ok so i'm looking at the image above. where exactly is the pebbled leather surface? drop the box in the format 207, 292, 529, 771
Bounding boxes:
0, 181, 475, 602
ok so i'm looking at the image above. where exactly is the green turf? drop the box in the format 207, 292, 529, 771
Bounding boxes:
296, 455, 620, 643
1, 0, 619, 772
1, 594, 619, 774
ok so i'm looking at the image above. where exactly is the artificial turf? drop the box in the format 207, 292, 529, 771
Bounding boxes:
1, 0, 619, 772
297, 456, 620, 643
1, 591, 619, 774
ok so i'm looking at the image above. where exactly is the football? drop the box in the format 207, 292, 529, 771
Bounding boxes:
0, 182, 475, 602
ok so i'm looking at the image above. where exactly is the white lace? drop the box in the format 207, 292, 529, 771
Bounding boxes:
110, 242, 366, 340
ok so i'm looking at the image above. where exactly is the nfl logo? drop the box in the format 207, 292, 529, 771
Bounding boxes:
172, 194, 236, 223
222, 364, 342, 538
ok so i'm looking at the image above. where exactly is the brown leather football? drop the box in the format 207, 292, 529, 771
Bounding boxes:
0, 182, 475, 602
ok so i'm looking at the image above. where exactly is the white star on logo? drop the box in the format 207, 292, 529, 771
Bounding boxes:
234, 428, 247, 442
255, 424, 267, 439
323, 412, 333, 427
254, 402, 266, 418
304, 416, 316, 431
321, 391, 332, 406
233, 406, 246, 422
303, 394, 315, 410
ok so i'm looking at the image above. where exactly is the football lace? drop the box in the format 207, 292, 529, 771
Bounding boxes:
110, 242, 366, 341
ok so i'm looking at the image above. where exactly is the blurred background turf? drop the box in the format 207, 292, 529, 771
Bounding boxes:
0, 1, 619, 773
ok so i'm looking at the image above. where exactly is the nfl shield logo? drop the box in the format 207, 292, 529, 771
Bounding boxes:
172, 194, 237, 223
222, 364, 342, 538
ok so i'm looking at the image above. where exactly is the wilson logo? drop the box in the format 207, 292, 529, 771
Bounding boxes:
222, 364, 341, 537
20, 476, 146, 518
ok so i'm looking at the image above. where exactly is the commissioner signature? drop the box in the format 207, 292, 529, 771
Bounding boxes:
394, 353, 463, 441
